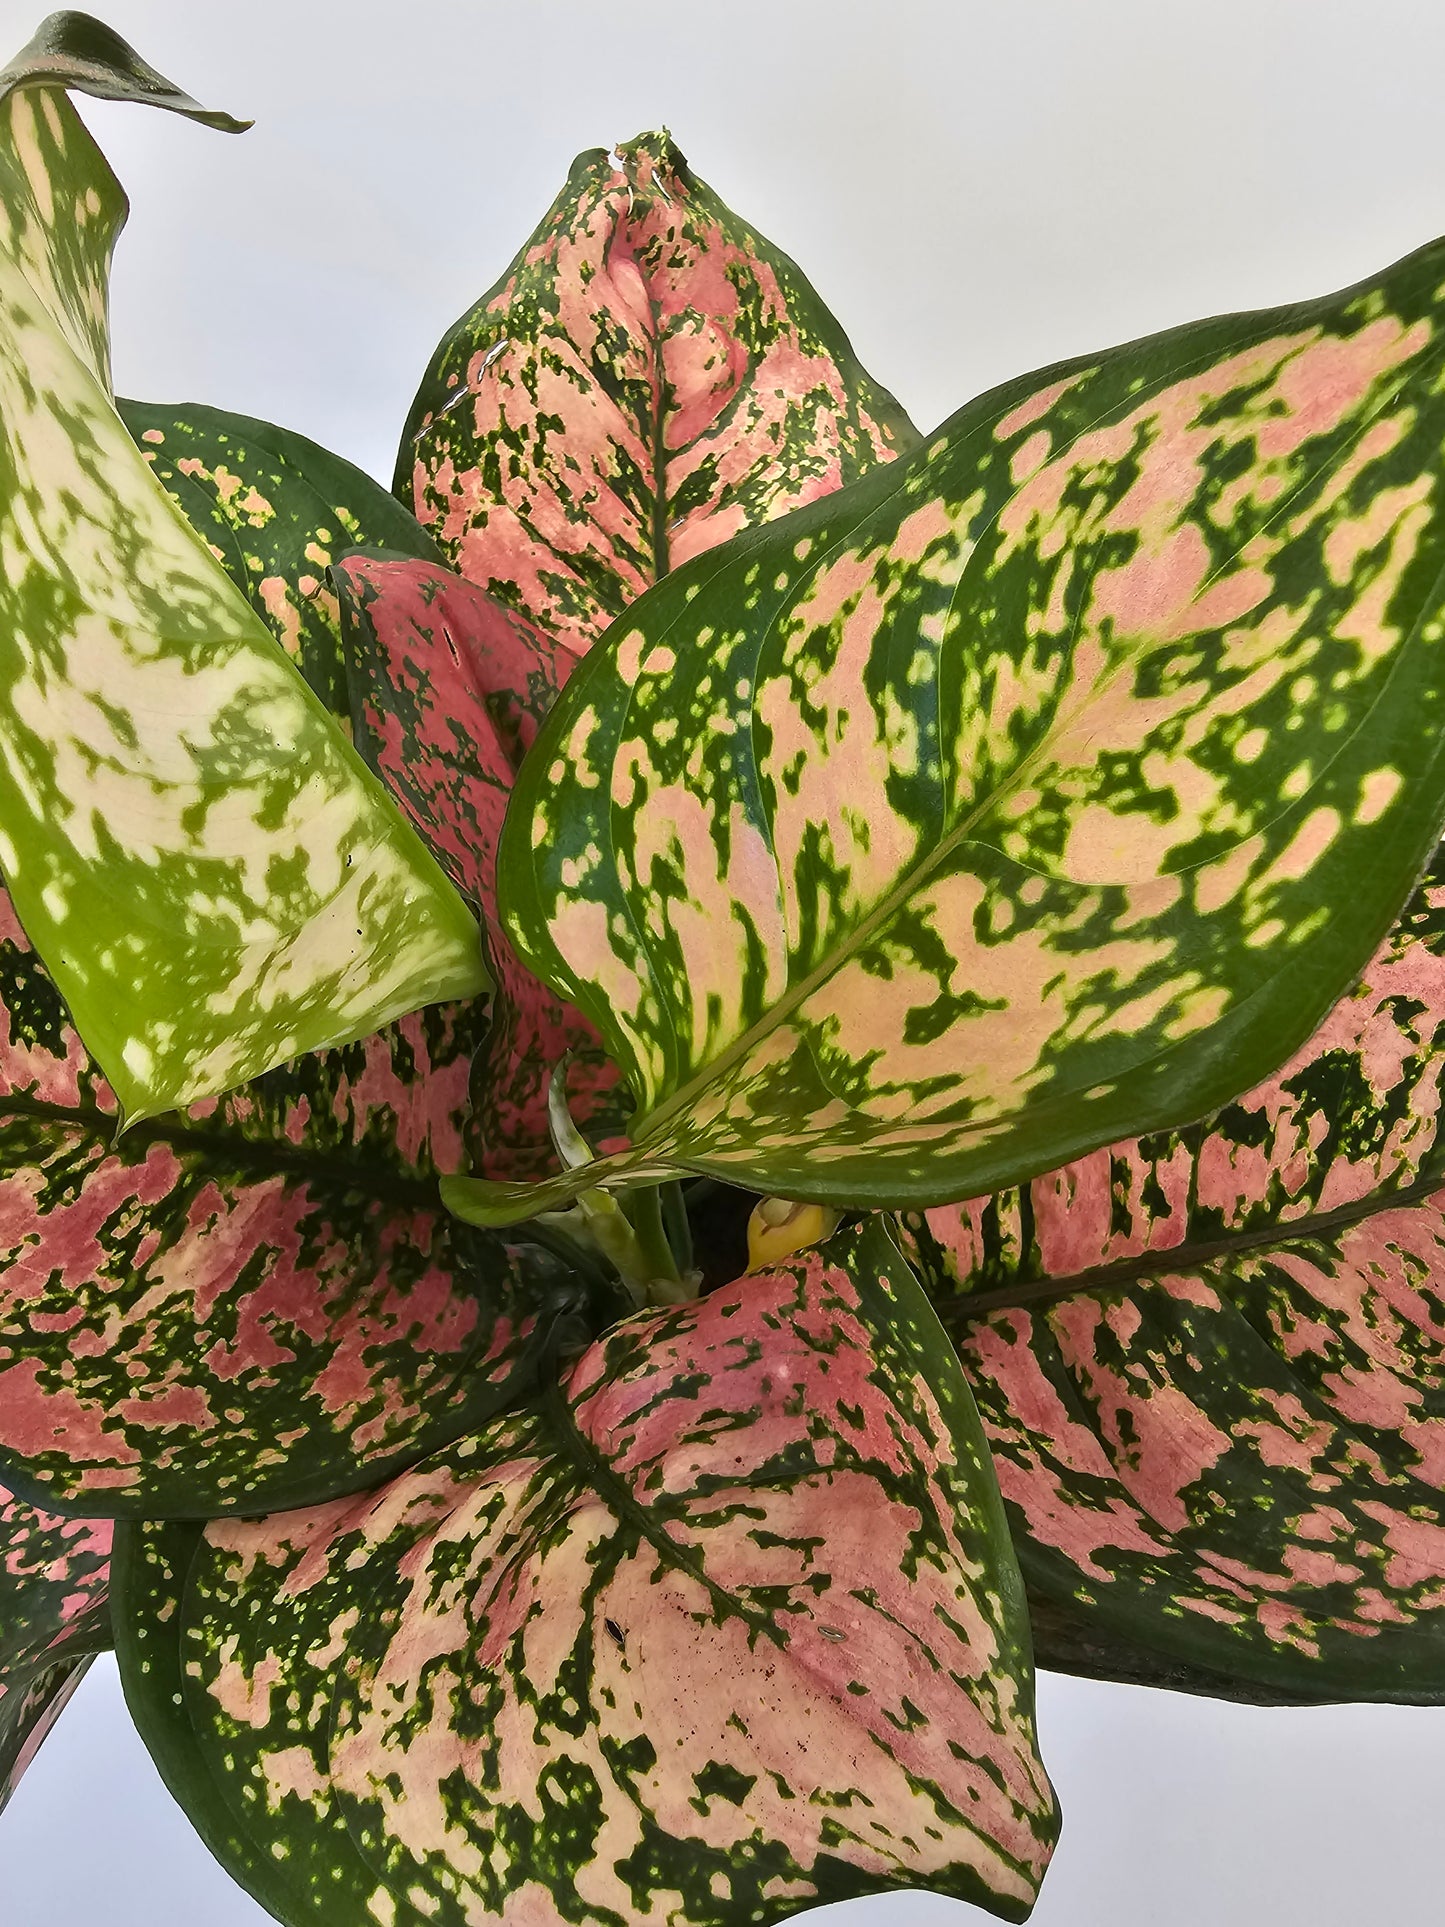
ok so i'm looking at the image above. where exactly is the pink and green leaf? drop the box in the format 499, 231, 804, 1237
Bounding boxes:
0, 1658, 93, 1816
399, 132, 918, 653
337, 551, 628, 1178
116, 1219, 1058, 1926
0, 881, 591, 1518
0, 49, 484, 1125
906, 835, 1445, 1701
480, 231, 1445, 1225
119, 397, 445, 717
0, 1477, 111, 1811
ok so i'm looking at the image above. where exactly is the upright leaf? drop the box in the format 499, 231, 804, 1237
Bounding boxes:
399, 132, 917, 652
116, 1221, 1058, 1926
907, 835, 1445, 1702
0, 880, 590, 1518
472, 233, 1445, 1225
0, 38, 484, 1123
0, 1476, 110, 1810
337, 551, 627, 1177
120, 397, 444, 715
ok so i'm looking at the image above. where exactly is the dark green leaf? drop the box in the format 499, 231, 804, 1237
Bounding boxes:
0, 10, 250, 130
0, 879, 591, 1519
0, 40, 484, 1124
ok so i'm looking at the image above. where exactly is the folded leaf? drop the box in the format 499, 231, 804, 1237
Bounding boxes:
120, 397, 444, 715
338, 551, 628, 1177
0, 10, 250, 131
0, 43, 484, 1124
0, 1476, 111, 1811
0, 881, 591, 1517
400, 132, 917, 653
488, 230, 1445, 1223
907, 835, 1445, 1702
0, 1657, 93, 1815
1, 1478, 111, 1679
116, 1220, 1058, 1926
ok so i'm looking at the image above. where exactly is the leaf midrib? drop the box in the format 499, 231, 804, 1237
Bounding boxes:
630, 325, 1438, 1150
1, 1091, 442, 1206
939, 1160, 1445, 1323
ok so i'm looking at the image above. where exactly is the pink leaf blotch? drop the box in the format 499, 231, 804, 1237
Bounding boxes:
120, 1220, 1057, 1925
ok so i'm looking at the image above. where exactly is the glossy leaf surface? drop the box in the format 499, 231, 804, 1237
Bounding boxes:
0, 56, 484, 1123
487, 232, 1445, 1223
0, 1476, 110, 1810
399, 131, 917, 653
907, 836, 1445, 1701
0, 9, 250, 130
120, 397, 443, 716
0, 882, 585, 1518
338, 551, 627, 1178
117, 1220, 1058, 1926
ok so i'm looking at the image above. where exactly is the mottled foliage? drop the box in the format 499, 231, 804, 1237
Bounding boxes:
479, 235, 1445, 1224
0, 1476, 111, 1810
0, 73, 483, 1123
908, 840, 1445, 1700
338, 553, 627, 1179
121, 397, 443, 716
0, 882, 585, 1517
0, 10, 249, 130
117, 1221, 1057, 1926
400, 132, 917, 653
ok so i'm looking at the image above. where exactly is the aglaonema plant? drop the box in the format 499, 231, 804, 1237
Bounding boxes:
5, 8, 1445, 1921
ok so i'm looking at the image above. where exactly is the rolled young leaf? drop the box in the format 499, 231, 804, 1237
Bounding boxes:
0, 34, 485, 1125
0, 879, 591, 1519
337, 551, 628, 1178
400, 131, 917, 653
478, 230, 1445, 1224
0, 1476, 110, 1811
120, 397, 445, 716
116, 1219, 1058, 1926
906, 834, 1445, 1702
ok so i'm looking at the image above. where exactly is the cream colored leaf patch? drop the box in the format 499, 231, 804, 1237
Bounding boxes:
492, 230, 1445, 1217
0, 80, 485, 1121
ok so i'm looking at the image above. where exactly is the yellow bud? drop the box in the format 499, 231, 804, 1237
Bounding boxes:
746, 1197, 843, 1271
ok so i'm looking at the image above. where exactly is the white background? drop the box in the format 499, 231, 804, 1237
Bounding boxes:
6, 1, 1445, 1922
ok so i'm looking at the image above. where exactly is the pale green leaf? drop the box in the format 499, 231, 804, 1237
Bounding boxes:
0, 43, 486, 1123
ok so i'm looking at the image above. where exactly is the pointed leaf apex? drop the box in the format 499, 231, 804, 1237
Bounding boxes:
0, 10, 252, 131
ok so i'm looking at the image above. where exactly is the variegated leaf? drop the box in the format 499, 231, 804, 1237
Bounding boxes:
399, 131, 917, 652
1, 1477, 111, 1679
0, 1657, 92, 1815
469, 232, 1445, 1227
905, 834, 1445, 1702
116, 1219, 1058, 1926
0, 43, 485, 1125
337, 551, 628, 1178
119, 397, 444, 717
0, 1475, 110, 1811
0, 879, 594, 1518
